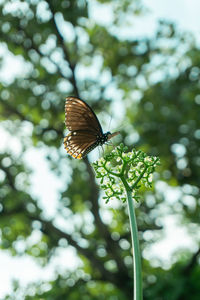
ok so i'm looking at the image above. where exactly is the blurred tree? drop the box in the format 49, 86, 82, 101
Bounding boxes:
0, 1, 200, 299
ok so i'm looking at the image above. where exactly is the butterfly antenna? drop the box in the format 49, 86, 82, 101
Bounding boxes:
114, 120, 130, 132
108, 115, 112, 131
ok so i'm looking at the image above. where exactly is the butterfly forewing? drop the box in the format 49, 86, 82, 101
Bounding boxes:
64, 97, 105, 159
65, 97, 103, 135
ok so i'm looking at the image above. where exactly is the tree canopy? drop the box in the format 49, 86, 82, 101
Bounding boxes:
0, 0, 200, 299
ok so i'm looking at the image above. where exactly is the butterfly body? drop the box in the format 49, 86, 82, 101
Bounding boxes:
64, 97, 119, 159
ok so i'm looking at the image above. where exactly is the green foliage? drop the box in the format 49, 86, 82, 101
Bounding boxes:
0, 0, 200, 299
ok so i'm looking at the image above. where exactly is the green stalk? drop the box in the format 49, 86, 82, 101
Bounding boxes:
93, 145, 160, 299
121, 176, 143, 300
127, 189, 142, 300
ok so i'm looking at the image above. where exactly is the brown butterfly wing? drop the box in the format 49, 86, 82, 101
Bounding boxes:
64, 97, 104, 159
65, 97, 103, 135
63, 130, 101, 159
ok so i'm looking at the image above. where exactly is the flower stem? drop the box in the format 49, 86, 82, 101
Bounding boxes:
121, 176, 142, 300
127, 189, 142, 300
93, 145, 160, 299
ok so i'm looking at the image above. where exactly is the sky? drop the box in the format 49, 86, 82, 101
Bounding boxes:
0, 0, 200, 297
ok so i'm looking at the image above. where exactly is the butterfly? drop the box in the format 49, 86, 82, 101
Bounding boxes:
63, 96, 120, 159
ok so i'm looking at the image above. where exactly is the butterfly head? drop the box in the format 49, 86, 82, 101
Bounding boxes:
100, 131, 120, 145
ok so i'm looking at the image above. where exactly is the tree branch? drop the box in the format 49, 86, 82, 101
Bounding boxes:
84, 156, 128, 275
182, 247, 200, 276
176, 247, 200, 300
0, 99, 63, 137
46, 0, 79, 97
32, 216, 119, 285
46, 0, 127, 275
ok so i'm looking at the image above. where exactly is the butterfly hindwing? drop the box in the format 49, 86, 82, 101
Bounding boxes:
63, 130, 100, 159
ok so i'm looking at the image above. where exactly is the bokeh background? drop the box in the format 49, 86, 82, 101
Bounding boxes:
0, 0, 200, 299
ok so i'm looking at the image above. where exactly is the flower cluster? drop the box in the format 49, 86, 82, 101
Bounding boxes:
92, 143, 160, 203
